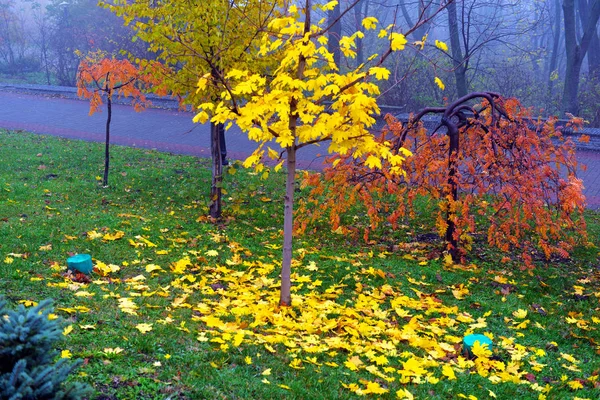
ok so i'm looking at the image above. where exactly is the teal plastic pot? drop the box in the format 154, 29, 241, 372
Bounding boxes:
463, 334, 493, 357
67, 254, 93, 274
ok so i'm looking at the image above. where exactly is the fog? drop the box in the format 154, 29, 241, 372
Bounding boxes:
0, 0, 598, 125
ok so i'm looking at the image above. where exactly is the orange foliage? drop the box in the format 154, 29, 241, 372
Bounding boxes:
297, 96, 587, 268
77, 52, 169, 114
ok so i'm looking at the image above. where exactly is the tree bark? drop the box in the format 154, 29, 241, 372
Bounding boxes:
579, 0, 600, 76
280, 146, 296, 306
103, 78, 112, 188
209, 121, 222, 219
280, 0, 310, 306
328, 4, 341, 66
561, 0, 600, 114
442, 115, 459, 261
447, 0, 468, 98
547, 0, 562, 99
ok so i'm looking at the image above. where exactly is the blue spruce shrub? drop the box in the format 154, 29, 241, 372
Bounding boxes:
0, 297, 92, 399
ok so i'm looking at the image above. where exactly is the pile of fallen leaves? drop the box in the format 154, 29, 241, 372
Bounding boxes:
17, 228, 597, 399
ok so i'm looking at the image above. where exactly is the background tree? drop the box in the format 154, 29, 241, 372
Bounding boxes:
561, 0, 600, 114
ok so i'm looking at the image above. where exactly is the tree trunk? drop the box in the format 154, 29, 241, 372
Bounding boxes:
579, 0, 600, 76
328, 4, 341, 66
103, 86, 112, 188
442, 116, 459, 261
562, 0, 600, 114
447, 0, 468, 98
354, 0, 366, 66
209, 121, 222, 219
280, 146, 296, 306
547, 0, 562, 100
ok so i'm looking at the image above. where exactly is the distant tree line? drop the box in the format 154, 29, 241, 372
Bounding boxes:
0, 0, 598, 125
0, 0, 149, 86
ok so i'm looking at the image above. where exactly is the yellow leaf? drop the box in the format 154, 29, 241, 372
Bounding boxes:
390, 32, 407, 51
512, 309, 528, 319
274, 161, 284, 173
369, 66, 390, 80
434, 76, 445, 90
146, 264, 164, 273
289, 358, 304, 369
261, 368, 271, 376
193, 110, 209, 124
364, 155, 382, 169
245, 356, 252, 364
63, 325, 73, 336
396, 388, 414, 399
363, 381, 388, 394
344, 355, 363, 371
321, 0, 338, 11
435, 40, 448, 52
135, 323, 153, 334
362, 17, 378, 30
102, 230, 125, 241
567, 380, 583, 390
103, 347, 124, 355
442, 364, 456, 380
39, 244, 52, 251
61, 350, 72, 359
471, 341, 492, 358
267, 147, 279, 160
233, 332, 244, 347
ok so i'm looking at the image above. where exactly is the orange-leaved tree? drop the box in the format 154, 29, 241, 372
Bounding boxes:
77, 52, 167, 187
195, 0, 448, 305
298, 94, 587, 268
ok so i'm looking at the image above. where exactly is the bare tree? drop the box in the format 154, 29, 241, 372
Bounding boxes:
561, 0, 600, 114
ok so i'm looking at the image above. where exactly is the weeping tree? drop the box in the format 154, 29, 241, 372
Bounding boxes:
298, 93, 587, 267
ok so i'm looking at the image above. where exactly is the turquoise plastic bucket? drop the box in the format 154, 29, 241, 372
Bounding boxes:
67, 254, 93, 274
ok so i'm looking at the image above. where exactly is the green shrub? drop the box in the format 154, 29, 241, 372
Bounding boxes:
0, 297, 92, 400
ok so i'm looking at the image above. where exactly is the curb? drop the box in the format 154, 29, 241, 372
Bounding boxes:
0, 82, 187, 111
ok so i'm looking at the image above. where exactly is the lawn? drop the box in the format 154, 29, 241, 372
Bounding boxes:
0, 130, 598, 399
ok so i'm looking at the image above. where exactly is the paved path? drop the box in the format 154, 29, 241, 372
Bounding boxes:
1, 89, 599, 208
0, 90, 327, 170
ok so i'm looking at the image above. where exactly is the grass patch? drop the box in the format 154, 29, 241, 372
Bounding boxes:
1, 130, 599, 399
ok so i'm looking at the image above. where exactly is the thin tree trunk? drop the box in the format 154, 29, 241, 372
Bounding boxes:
280, 146, 296, 306
443, 116, 459, 261
209, 121, 222, 219
447, 0, 468, 98
547, 0, 561, 99
103, 84, 112, 187
280, 0, 310, 306
328, 4, 341, 66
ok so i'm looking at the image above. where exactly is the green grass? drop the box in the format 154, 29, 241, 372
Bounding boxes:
1, 130, 599, 399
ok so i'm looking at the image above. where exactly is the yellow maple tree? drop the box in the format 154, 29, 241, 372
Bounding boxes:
196, 0, 428, 305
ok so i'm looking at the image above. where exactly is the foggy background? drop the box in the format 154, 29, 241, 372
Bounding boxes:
0, 0, 598, 126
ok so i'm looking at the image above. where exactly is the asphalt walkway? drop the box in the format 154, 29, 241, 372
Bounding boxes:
1, 88, 599, 208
